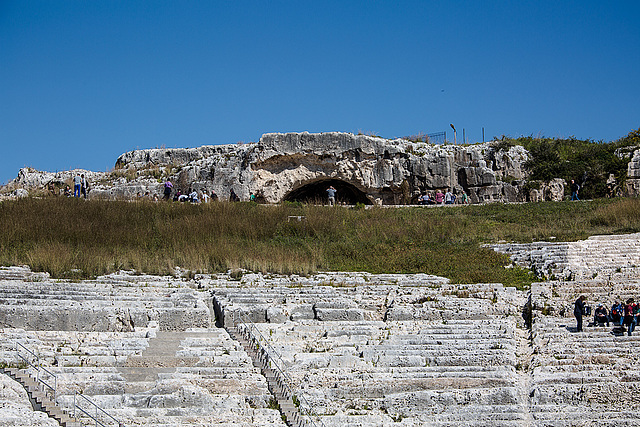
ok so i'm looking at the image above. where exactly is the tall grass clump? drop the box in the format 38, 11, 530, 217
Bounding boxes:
0, 197, 638, 288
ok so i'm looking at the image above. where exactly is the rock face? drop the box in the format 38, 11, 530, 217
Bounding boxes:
4, 132, 536, 204
626, 149, 640, 196
527, 178, 566, 202
113, 132, 533, 204
7, 131, 639, 203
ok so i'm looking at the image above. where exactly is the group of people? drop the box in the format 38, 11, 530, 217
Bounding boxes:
63, 173, 90, 198
575, 296, 639, 336
162, 180, 258, 203
417, 189, 469, 205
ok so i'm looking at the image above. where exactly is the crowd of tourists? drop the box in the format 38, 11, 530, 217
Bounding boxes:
417, 189, 469, 205
575, 295, 639, 336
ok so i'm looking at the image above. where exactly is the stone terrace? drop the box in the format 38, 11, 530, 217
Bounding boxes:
0, 268, 283, 427
213, 280, 530, 426
1, 230, 639, 426
490, 232, 640, 280
528, 271, 640, 426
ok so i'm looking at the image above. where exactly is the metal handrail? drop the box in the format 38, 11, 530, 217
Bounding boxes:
15, 341, 57, 401
74, 392, 124, 427
234, 309, 325, 427
14, 341, 122, 426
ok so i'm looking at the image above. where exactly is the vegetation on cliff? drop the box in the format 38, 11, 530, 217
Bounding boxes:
0, 197, 638, 288
498, 128, 639, 199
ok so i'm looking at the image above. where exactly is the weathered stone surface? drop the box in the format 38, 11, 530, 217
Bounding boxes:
2, 133, 535, 204
528, 178, 566, 202
1, 232, 639, 425
0, 374, 60, 426
490, 232, 640, 280
626, 149, 640, 196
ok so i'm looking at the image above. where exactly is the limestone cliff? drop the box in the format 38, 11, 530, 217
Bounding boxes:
2, 131, 545, 204
5, 132, 535, 204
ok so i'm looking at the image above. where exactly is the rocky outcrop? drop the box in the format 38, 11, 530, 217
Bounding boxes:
626, 149, 640, 196
6, 132, 640, 204
527, 178, 566, 202
5, 132, 537, 204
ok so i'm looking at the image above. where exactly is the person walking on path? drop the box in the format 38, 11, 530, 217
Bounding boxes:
574, 295, 586, 332
326, 186, 337, 206
571, 179, 580, 201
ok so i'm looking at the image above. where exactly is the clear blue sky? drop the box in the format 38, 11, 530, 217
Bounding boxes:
2, 1, 639, 184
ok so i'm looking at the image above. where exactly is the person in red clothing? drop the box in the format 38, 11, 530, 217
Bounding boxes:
434, 190, 444, 205
623, 298, 637, 336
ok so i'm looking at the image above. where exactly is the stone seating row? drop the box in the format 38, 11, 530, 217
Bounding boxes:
491, 232, 640, 280
0, 278, 212, 331
213, 282, 525, 329
3, 326, 284, 426
529, 269, 640, 425
247, 315, 521, 425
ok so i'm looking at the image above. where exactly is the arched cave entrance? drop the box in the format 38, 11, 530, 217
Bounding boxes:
283, 179, 373, 205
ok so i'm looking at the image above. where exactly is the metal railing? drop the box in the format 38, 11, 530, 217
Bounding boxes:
73, 393, 124, 427
233, 309, 325, 427
15, 341, 58, 402
14, 340, 123, 427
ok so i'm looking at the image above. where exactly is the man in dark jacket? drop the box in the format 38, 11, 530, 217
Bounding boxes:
574, 295, 586, 332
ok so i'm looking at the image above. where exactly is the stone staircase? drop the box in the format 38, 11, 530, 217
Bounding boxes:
2, 367, 81, 427
227, 326, 307, 427
18, 327, 284, 426
526, 256, 640, 427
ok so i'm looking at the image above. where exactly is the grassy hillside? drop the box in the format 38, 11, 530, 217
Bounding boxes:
0, 197, 638, 288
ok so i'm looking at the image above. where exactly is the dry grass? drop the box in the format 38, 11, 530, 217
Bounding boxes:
0, 197, 638, 288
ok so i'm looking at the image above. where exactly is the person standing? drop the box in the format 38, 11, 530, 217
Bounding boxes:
574, 295, 586, 332
461, 191, 469, 204
570, 179, 580, 201
163, 180, 173, 200
80, 174, 89, 199
326, 186, 337, 206
444, 189, 453, 204
624, 298, 636, 336
73, 173, 82, 198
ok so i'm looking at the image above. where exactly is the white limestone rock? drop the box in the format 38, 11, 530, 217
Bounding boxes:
0, 374, 60, 426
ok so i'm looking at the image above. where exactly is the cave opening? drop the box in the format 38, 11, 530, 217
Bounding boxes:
282, 179, 373, 205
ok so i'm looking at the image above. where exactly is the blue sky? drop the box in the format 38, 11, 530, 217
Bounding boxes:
1, 1, 639, 184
